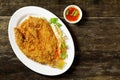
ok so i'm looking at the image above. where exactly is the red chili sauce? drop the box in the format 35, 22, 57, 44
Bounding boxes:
65, 7, 80, 21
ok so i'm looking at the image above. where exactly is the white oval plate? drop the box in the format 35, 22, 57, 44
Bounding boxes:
8, 6, 75, 76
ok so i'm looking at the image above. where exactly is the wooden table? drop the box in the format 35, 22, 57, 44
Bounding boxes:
0, 0, 120, 80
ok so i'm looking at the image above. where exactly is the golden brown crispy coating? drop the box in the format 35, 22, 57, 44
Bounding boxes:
14, 16, 58, 66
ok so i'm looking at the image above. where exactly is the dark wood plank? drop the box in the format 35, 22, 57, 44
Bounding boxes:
0, 17, 120, 79
0, 0, 120, 17
63, 17, 120, 52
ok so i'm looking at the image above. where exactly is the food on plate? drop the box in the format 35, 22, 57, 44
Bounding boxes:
14, 16, 67, 69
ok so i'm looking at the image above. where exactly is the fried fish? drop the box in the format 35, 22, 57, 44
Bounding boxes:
14, 16, 58, 66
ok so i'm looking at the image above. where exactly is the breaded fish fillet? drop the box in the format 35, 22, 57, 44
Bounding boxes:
14, 16, 58, 66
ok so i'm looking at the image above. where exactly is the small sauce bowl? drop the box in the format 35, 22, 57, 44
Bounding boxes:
63, 5, 82, 24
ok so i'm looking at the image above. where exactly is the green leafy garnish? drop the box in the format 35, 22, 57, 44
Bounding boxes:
50, 18, 58, 24
49, 18, 62, 27
61, 52, 68, 59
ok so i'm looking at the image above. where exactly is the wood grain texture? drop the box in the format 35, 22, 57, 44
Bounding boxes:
0, 0, 120, 17
0, 0, 120, 80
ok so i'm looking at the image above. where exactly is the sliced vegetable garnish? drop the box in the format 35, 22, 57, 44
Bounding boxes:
49, 18, 67, 69
71, 10, 78, 16
73, 10, 78, 16
65, 9, 69, 16
61, 52, 68, 59
56, 22, 62, 27
61, 42, 66, 49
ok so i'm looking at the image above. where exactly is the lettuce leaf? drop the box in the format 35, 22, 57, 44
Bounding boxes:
50, 18, 62, 27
